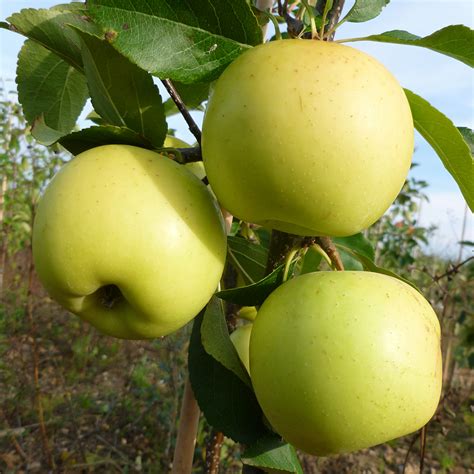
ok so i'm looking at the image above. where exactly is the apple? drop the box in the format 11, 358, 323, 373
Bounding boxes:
202, 39, 414, 237
237, 306, 257, 322
163, 135, 191, 149
230, 323, 253, 373
32, 144, 227, 339
164, 135, 206, 180
250, 271, 442, 456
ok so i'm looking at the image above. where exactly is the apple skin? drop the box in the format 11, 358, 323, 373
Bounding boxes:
250, 271, 442, 456
202, 40, 414, 236
32, 144, 227, 339
163, 135, 191, 149
163, 135, 206, 180
230, 323, 253, 373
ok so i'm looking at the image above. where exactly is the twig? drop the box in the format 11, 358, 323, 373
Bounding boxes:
171, 377, 200, 473
26, 244, 55, 470
315, 236, 344, 270
0, 408, 28, 462
325, 0, 345, 40
419, 425, 427, 473
265, 230, 302, 274
205, 431, 224, 474
402, 430, 421, 474
163, 147, 203, 164
161, 79, 202, 145
433, 256, 474, 282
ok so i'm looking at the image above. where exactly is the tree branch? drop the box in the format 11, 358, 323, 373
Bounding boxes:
315, 236, 344, 271
162, 79, 202, 145
265, 230, 302, 274
326, 0, 345, 40
205, 431, 224, 474
433, 256, 474, 282
171, 378, 200, 474
162, 147, 202, 164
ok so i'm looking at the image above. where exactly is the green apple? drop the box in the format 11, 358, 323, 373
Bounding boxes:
202, 39, 414, 236
164, 135, 206, 180
230, 323, 253, 373
163, 135, 191, 149
32, 144, 227, 339
250, 271, 442, 456
237, 306, 257, 322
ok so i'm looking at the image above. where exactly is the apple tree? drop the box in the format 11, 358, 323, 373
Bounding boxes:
2, 0, 473, 472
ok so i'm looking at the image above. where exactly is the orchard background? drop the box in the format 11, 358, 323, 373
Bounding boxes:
0, 0, 473, 473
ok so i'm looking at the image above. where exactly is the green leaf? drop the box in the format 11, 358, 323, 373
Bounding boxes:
344, 0, 390, 23
163, 81, 210, 116
242, 435, 303, 473
335, 244, 419, 291
174, 81, 211, 107
217, 262, 291, 307
87, 0, 261, 83
404, 89, 474, 211
17, 40, 88, 142
6, 4, 101, 71
227, 236, 269, 285
458, 127, 474, 154
58, 125, 153, 155
30, 116, 67, 146
200, 297, 251, 387
86, 110, 106, 125
300, 246, 323, 274
333, 233, 375, 261
188, 312, 269, 444
76, 30, 167, 148
343, 25, 474, 67
336, 249, 364, 271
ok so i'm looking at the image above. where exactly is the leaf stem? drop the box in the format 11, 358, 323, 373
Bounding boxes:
311, 243, 334, 269
316, 236, 345, 270
300, 0, 319, 39
319, 0, 333, 40
282, 248, 299, 282
260, 10, 283, 41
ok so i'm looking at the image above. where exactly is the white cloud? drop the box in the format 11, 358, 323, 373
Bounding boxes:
419, 191, 473, 258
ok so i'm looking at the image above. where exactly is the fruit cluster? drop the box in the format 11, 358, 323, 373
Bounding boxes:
32, 39, 441, 456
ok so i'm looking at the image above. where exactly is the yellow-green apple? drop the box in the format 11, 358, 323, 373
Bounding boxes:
32, 144, 226, 339
202, 39, 414, 236
164, 135, 206, 180
250, 271, 442, 455
237, 306, 257, 322
230, 323, 253, 373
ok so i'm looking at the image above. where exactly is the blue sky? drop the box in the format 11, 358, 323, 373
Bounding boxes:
1, 0, 473, 257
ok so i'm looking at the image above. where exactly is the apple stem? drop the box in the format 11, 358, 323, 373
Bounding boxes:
161, 79, 202, 146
